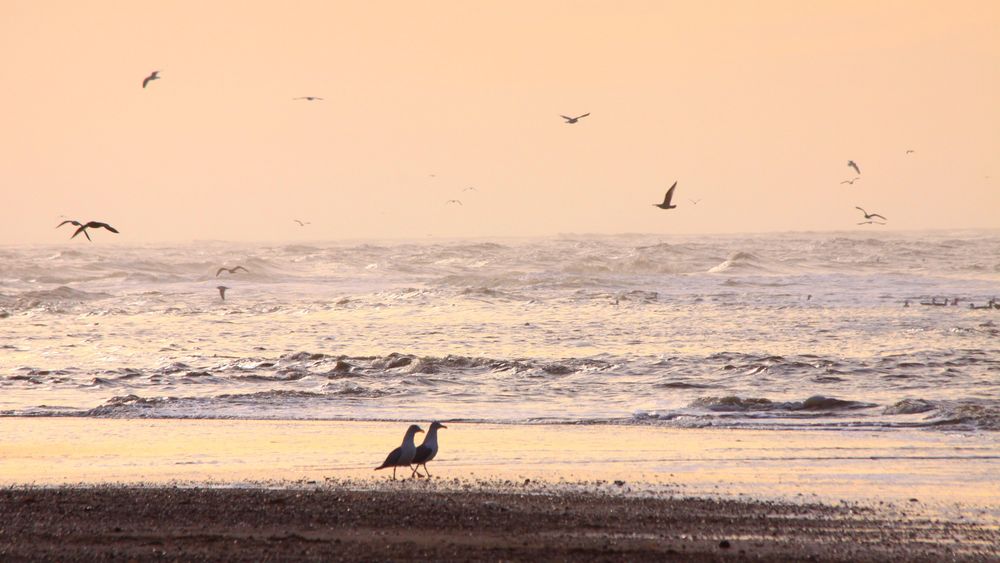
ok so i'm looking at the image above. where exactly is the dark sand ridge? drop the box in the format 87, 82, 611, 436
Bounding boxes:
1, 484, 998, 561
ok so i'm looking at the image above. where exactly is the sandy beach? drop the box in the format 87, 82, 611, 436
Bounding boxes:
0, 418, 997, 560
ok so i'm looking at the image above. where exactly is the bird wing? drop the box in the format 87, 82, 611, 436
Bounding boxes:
412, 445, 431, 464
294, 219, 304, 225
869, 213, 886, 220
91, 222, 119, 233
855, 206, 867, 215
216, 268, 226, 277
662, 182, 677, 206
849, 162, 861, 174
142, 74, 155, 88
233, 266, 249, 273
56, 220, 81, 228
575, 113, 590, 119
559, 115, 573, 120
71, 226, 87, 239
376, 447, 402, 469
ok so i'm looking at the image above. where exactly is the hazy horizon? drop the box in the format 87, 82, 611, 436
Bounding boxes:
4, 1, 998, 244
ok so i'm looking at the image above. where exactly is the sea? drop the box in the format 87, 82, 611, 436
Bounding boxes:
1, 230, 998, 432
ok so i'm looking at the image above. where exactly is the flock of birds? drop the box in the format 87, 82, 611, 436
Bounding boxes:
375, 422, 447, 480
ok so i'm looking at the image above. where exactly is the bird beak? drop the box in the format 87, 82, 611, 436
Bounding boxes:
440, 424, 448, 429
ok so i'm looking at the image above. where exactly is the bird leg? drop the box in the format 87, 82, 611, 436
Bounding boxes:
422, 464, 431, 478
410, 465, 424, 479
392, 466, 397, 480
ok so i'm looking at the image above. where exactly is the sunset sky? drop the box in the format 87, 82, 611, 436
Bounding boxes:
3, 0, 997, 244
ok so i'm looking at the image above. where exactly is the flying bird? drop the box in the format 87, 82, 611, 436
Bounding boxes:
689, 199, 701, 205
462, 187, 478, 192
855, 206, 886, 221
58, 220, 119, 241
653, 182, 678, 210
293, 219, 311, 226
216, 286, 229, 301
293, 96, 324, 101
375, 424, 424, 480
411, 421, 447, 478
905, 150, 915, 154
840, 177, 860, 185
216, 266, 249, 277
847, 160, 861, 175
445, 199, 463, 206
142, 71, 160, 88
560, 113, 590, 124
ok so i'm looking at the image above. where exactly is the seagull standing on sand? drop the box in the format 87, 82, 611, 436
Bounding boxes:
216, 286, 229, 301
142, 71, 160, 88
411, 421, 447, 478
855, 206, 886, 221
561, 113, 590, 124
57, 220, 119, 241
847, 160, 861, 175
216, 266, 249, 277
375, 424, 424, 480
653, 182, 678, 210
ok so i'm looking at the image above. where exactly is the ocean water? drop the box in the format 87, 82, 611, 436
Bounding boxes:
1, 231, 998, 431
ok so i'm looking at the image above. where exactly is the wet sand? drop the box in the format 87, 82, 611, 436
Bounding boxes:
2, 484, 997, 561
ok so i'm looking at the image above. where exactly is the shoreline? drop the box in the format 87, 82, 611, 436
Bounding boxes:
1, 483, 997, 561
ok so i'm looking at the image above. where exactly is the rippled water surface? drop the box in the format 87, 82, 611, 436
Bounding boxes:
1, 231, 998, 430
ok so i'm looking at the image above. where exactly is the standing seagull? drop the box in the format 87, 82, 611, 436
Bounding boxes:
216, 286, 229, 300
847, 160, 861, 175
411, 421, 447, 478
855, 206, 886, 221
293, 96, 324, 101
375, 424, 424, 480
58, 220, 119, 241
560, 113, 590, 124
216, 266, 249, 277
653, 182, 678, 210
142, 71, 160, 88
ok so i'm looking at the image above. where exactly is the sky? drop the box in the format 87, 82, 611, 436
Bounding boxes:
2, 0, 998, 244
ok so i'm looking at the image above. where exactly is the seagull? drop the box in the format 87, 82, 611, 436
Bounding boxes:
445, 199, 463, 206
905, 150, 915, 154
560, 113, 590, 124
216, 266, 249, 277
840, 177, 860, 185
58, 220, 119, 241
411, 421, 447, 478
855, 206, 886, 221
375, 424, 424, 480
653, 182, 678, 210
293, 96, 324, 101
216, 286, 229, 301
847, 160, 861, 175
142, 71, 160, 88
293, 219, 310, 226
462, 187, 478, 192
689, 198, 701, 205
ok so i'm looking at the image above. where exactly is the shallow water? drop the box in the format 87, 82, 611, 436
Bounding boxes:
1, 231, 998, 431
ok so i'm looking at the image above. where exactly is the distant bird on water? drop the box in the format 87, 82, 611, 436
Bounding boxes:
840, 177, 860, 185
855, 206, 886, 221
216, 266, 249, 277
445, 199, 463, 206
293, 219, 310, 226
653, 182, 678, 210
216, 286, 229, 301
411, 421, 447, 478
142, 71, 160, 88
57, 220, 119, 241
294, 96, 324, 101
561, 113, 590, 124
375, 424, 424, 480
847, 160, 861, 175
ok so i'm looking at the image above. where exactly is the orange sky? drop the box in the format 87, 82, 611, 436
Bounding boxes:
2, 0, 997, 243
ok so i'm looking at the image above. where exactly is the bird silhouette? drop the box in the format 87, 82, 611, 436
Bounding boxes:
445, 199, 463, 206
293, 219, 311, 226
293, 96, 324, 101
847, 160, 861, 175
905, 150, 915, 154
216, 286, 229, 301
142, 71, 160, 88
653, 182, 678, 210
560, 113, 590, 124
855, 207, 886, 221
411, 421, 447, 478
216, 266, 249, 277
462, 187, 478, 192
689, 198, 701, 205
840, 177, 860, 185
57, 220, 119, 241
